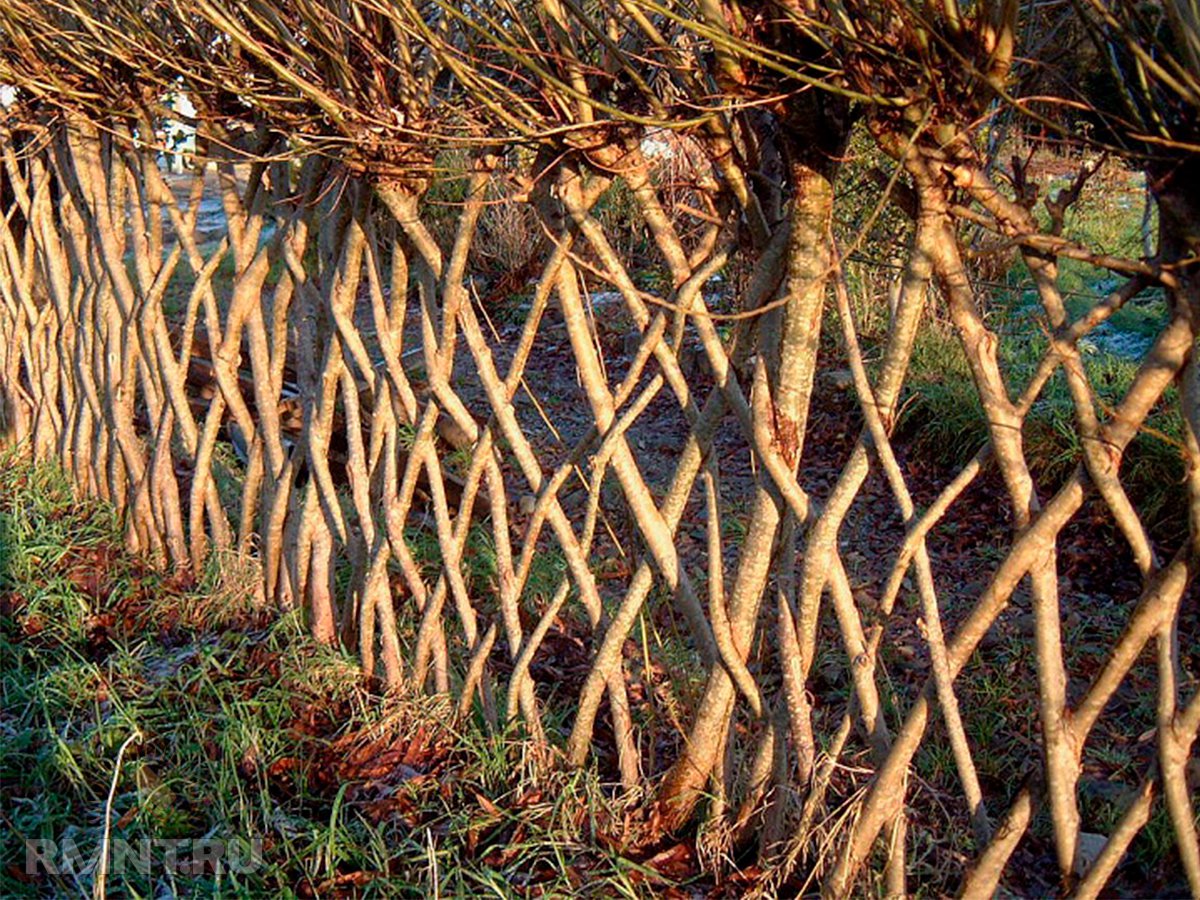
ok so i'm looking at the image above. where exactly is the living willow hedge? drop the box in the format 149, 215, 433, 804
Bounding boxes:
1, 0, 1197, 895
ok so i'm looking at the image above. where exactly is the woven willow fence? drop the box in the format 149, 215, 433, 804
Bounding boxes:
1, 0, 1197, 895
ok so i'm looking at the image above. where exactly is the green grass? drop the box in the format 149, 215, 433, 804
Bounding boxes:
0, 449, 681, 898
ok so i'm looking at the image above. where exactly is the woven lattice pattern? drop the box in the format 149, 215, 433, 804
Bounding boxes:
1, 0, 1197, 894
